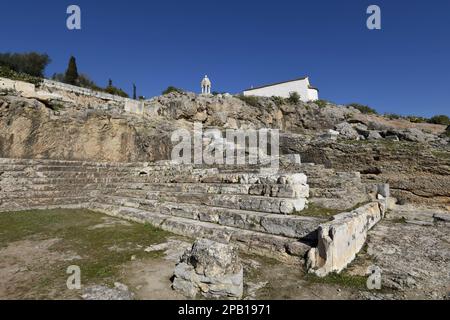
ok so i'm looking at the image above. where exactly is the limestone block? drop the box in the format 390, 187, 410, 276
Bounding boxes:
307, 202, 383, 277
377, 183, 390, 198
14, 81, 36, 96
172, 239, 243, 299
0, 77, 16, 91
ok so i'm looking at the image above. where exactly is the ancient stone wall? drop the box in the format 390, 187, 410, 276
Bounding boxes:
0, 158, 316, 263
306, 201, 386, 276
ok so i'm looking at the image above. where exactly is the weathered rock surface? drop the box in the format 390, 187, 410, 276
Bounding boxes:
82, 283, 134, 300
307, 202, 385, 277
172, 239, 243, 299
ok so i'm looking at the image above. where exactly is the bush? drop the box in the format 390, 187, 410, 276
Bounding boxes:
429, 115, 450, 125
0, 65, 43, 86
237, 94, 260, 108
271, 96, 285, 107
384, 113, 401, 120
0, 52, 50, 77
347, 103, 378, 115
406, 116, 428, 123
287, 92, 300, 104
105, 84, 129, 98
162, 86, 184, 95
314, 99, 329, 108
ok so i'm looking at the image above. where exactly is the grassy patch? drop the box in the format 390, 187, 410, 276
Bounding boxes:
294, 203, 339, 218
432, 150, 450, 160
304, 272, 367, 290
0, 209, 171, 298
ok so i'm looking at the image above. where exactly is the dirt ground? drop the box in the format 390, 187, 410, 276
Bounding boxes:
0, 208, 448, 300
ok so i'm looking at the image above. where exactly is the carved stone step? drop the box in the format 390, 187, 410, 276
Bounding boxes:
89, 202, 312, 264
98, 195, 323, 239
108, 189, 307, 214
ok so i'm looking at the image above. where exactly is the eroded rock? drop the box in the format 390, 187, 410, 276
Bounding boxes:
172, 239, 243, 299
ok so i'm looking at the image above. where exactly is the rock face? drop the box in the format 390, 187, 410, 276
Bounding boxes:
172, 239, 243, 299
1, 85, 448, 207
335, 122, 359, 140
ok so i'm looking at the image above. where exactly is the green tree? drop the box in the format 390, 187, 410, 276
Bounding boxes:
287, 92, 301, 104
64, 56, 79, 85
347, 103, 378, 115
162, 86, 183, 95
133, 83, 137, 100
429, 115, 450, 125
0, 52, 50, 77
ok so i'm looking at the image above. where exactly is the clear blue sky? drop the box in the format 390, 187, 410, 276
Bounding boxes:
1, 0, 449, 117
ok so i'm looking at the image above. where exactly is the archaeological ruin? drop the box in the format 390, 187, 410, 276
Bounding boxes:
0, 76, 449, 300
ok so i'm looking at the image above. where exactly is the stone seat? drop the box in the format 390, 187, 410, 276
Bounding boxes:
89, 202, 312, 264
102, 181, 308, 198
107, 189, 307, 215
97, 194, 323, 239
0, 196, 91, 212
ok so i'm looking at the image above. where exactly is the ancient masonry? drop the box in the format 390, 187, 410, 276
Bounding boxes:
0, 76, 390, 275
0, 157, 389, 276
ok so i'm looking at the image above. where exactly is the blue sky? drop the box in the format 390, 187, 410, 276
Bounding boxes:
1, 0, 449, 117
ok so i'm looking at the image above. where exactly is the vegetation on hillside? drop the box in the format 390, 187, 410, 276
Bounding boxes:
429, 115, 450, 125
64, 56, 79, 85
162, 86, 184, 95
0, 65, 43, 86
0, 52, 50, 77
287, 92, 300, 104
237, 94, 260, 107
347, 103, 378, 115
52, 57, 129, 98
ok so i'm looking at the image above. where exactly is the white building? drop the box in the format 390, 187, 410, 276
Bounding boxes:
243, 76, 319, 102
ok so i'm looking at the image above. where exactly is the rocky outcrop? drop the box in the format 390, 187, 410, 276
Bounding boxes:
1, 82, 448, 208
282, 136, 450, 209
172, 239, 243, 299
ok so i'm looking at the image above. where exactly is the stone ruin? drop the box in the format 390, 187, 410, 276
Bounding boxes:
172, 238, 243, 299
0, 155, 390, 278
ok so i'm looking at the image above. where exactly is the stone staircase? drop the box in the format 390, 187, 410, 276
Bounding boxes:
0, 158, 377, 266
0, 158, 324, 263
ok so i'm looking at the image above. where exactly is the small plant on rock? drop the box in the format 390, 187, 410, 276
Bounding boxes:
287, 92, 300, 104
162, 86, 184, 95
237, 94, 260, 108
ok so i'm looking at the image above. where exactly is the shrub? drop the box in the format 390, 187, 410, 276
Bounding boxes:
384, 113, 401, 120
429, 115, 450, 125
0, 65, 43, 86
406, 116, 428, 123
347, 103, 378, 115
287, 92, 301, 104
162, 86, 184, 95
271, 96, 285, 107
314, 99, 329, 108
0, 52, 50, 77
237, 94, 260, 108
105, 85, 129, 98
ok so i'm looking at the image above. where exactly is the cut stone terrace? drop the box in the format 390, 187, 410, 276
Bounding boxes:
0, 158, 386, 273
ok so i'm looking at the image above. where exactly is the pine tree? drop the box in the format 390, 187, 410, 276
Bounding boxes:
108, 79, 113, 87
64, 56, 79, 85
133, 83, 137, 100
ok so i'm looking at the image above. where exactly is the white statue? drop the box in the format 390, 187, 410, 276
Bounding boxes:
201, 75, 212, 95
